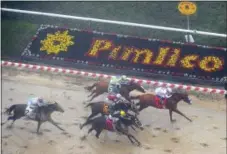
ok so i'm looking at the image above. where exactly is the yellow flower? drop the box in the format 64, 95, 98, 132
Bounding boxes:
108, 46, 121, 60
166, 49, 181, 67
153, 47, 169, 65
180, 55, 198, 69
40, 30, 74, 54
86, 39, 112, 58
199, 56, 224, 72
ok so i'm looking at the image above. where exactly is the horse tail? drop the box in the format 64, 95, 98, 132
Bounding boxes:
4, 105, 16, 115
85, 103, 94, 108
84, 83, 97, 91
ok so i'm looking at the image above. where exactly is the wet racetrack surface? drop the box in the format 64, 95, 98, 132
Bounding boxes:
1, 68, 226, 154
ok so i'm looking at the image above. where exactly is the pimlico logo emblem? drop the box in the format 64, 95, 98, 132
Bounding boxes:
178, 1, 197, 16
40, 30, 74, 54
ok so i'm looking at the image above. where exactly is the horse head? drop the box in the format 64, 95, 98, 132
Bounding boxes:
125, 81, 146, 93
172, 92, 192, 105
50, 102, 65, 113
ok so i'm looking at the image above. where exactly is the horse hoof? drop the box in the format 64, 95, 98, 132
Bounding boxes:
79, 124, 83, 130
80, 135, 87, 141
37, 132, 43, 136
171, 120, 176, 123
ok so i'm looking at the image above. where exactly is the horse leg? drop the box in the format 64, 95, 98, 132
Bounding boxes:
172, 108, 192, 122
36, 121, 43, 134
6, 116, 17, 128
128, 134, 141, 146
127, 134, 135, 144
139, 104, 147, 112
86, 127, 93, 135
48, 118, 65, 131
89, 91, 102, 102
169, 109, 176, 123
87, 90, 95, 98
95, 128, 103, 139
85, 112, 99, 124
80, 114, 97, 130
131, 125, 136, 131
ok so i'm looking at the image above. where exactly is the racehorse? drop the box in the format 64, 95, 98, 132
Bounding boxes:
84, 80, 146, 102
83, 100, 139, 123
130, 92, 193, 123
2, 102, 65, 134
80, 114, 143, 146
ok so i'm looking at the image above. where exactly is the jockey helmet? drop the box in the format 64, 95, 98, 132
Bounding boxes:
166, 87, 172, 93
116, 93, 121, 98
120, 110, 126, 117
121, 75, 127, 80
38, 97, 44, 103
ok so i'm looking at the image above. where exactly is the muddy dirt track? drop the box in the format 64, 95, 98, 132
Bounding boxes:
1, 67, 226, 154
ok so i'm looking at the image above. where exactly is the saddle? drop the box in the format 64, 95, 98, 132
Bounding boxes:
107, 94, 117, 101
105, 117, 115, 131
25, 106, 43, 120
154, 96, 167, 109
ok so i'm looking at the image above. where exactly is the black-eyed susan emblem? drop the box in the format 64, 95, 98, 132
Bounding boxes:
40, 30, 74, 54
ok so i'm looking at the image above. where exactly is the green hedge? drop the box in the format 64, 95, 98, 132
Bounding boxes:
1, 20, 39, 56
1, 2, 226, 56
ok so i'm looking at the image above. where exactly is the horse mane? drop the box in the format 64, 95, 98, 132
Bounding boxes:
171, 92, 188, 101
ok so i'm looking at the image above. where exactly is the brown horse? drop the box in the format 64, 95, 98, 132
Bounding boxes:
130, 92, 193, 123
84, 80, 146, 102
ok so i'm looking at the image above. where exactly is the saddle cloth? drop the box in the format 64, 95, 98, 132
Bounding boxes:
154, 96, 167, 109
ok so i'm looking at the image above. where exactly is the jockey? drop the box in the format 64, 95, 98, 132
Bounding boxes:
108, 110, 130, 131
107, 93, 130, 114
108, 75, 130, 94
154, 87, 173, 105
25, 97, 49, 119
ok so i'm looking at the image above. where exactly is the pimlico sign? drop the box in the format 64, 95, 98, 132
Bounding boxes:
23, 25, 226, 81
86, 39, 224, 73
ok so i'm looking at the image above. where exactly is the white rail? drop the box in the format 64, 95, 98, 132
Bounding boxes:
1, 8, 227, 38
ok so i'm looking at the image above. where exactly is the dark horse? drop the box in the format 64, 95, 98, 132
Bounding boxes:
130, 92, 193, 123
84, 100, 139, 123
2, 102, 65, 134
84, 80, 146, 102
80, 114, 143, 146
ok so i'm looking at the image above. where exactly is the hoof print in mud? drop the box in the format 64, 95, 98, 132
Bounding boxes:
164, 149, 172, 153
43, 129, 51, 132
154, 127, 162, 131
80, 135, 87, 141
78, 145, 85, 149
114, 139, 120, 143
48, 140, 56, 145
37, 132, 43, 136
200, 143, 209, 147
144, 145, 152, 150
163, 129, 168, 133
21, 145, 28, 149
19, 127, 25, 130
171, 137, 180, 143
